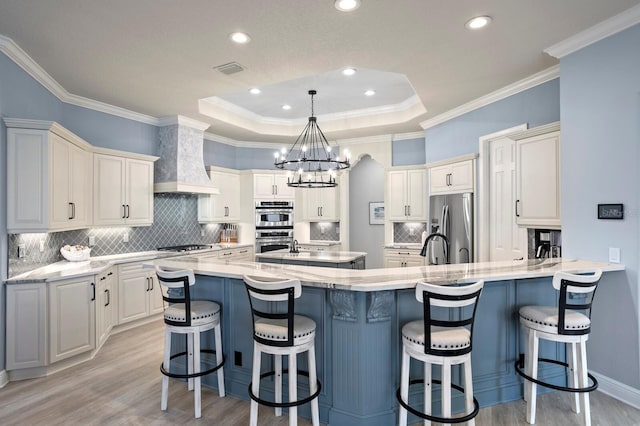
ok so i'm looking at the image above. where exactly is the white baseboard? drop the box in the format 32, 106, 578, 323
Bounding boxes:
0, 370, 8, 388
592, 371, 640, 409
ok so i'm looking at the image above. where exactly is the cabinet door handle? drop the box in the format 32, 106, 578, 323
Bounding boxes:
122, 204, 126, 219
91, 283, 95, 301
69, 203, 73, 220
126, 204, 130, 218
145, 277, 150, 291
513, 257, 524, 261
72, 202, 75, 219
223, 252, 232, 256
105, 289, 110, 307
149, 276, 154, 291
515, 199, 520, 217
100, 276, 106, 281
407, 205, 410, 217
321, 206, 323, 216
107, 272, 113, 276
225, 206, 229, 217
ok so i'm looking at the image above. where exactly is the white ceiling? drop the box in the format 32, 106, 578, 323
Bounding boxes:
0, 0, 639, 143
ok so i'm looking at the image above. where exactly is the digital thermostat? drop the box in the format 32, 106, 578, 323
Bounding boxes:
598, 203, 624, 220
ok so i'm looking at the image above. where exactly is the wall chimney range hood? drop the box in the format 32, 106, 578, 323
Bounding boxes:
154, 116, 219, 194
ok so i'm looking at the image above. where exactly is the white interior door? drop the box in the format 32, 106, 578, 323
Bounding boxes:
489, 137, 528, 261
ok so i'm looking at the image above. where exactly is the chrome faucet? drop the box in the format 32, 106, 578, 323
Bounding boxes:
420, 233, 450, 264
289, 239, 299, 254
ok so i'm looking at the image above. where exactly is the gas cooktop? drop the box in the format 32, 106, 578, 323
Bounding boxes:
157, 244, 213, 252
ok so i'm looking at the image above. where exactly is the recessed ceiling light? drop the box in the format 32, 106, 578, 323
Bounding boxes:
282, 104, 292, 110
364, 90, 375, 96
335, 0, 360, 12
465, 16, 492, 30
229, 32, 251, 44
342, 67, 357, 76
249, 88, 261, 95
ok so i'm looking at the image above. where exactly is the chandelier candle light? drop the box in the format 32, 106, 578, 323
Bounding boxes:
274, 90, 350, 188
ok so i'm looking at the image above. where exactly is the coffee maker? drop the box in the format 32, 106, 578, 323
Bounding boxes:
534, 229, 561, 258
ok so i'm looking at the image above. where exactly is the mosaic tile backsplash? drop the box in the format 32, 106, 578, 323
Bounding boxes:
309, 222, 340, 241
393, 222, 427, 244
8, 194, 226, 277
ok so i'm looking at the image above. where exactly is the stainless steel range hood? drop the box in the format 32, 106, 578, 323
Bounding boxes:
154, 116, 219, 194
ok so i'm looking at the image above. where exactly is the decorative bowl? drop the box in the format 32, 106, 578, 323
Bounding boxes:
60, 245, 91, 262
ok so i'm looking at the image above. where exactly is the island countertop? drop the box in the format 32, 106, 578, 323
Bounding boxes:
148, 256, 624, 292
255, 249, 366, 263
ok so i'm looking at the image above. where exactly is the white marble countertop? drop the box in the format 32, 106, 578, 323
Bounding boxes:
5, 243, 253, 284
385, 243, 423, 250
148, 257, 624, 292
255, 249, 365, 263
297, 241, 342, 247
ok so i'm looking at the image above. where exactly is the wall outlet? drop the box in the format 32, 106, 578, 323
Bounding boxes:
123, 233, 129, 243
39, 240, 45, 252
609, 247, 621, 263
88, 235, 96, 246
200, 228, 205, 237
409, 227, 415, 236
18, 244, 26, 258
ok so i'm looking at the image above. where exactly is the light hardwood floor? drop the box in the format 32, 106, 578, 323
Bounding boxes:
1, 319, 639, 425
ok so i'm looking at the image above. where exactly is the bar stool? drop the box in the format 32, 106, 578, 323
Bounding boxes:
397, 280, 484, 425
156, 266, 226, 418
243, 275, 321, 426
515, 269, 602, 425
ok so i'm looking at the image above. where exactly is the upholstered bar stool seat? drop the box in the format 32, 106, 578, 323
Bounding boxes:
243, 275, 320, 426
397, 280, 484, 426
156, 266, 226, 419
515, 269, 602, 426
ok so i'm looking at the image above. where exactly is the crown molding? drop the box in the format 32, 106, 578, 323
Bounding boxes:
158, 115, 210, 131
201, 95, 425, 128
204, 132, 282, 149
392, 131, 424, 141
337, 134, 393, 146
544, 4, 640, 58
420, 65, 559, 130
0, 34, 158, 126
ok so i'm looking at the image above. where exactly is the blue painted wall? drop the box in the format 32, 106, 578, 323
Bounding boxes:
425, 79, 560, 163
560, 23, 640, 388
203, 138, 237, 168
392, 137, 426, 166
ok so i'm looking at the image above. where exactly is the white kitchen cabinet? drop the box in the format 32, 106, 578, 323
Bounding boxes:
6, 283, 47, 370
6, 121, 92, 233
198, 167, 241, 222
93, 153, 155, 226
117, 262, 163, 325
49, 277, 96, 363
383, 248, 425, 268
429, 159, 474, 195
96, 266, 116, 349
254, 173, 296, 199
386, 168, 427, 221
304, 186, 340, 221
515, 130, 561, 228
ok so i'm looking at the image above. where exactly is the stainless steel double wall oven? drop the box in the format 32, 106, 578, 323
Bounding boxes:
254, 201, 294, 253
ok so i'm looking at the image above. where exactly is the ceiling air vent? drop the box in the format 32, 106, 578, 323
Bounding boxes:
214, 62, 245, 75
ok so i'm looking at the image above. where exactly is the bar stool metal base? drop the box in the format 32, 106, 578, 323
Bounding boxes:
160, 349, 225, 380
248, 369, 322, 408
514, 354, 598, 393
396, 379, 480, 424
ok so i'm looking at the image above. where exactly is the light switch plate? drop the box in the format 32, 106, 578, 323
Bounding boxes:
18, 244, 26, 258
88, 235, 96, 246
609, 247, 621, 263
123, 233, 129, 243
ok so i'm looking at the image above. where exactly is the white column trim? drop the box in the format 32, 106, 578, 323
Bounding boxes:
0, 370, 8, 388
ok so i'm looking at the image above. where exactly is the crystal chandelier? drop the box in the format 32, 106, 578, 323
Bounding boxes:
274, 90, 350, 188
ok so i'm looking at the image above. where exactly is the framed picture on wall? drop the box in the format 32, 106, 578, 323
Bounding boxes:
369, 202, 385, 225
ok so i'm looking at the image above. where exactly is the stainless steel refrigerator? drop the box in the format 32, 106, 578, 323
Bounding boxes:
425, 193, 474, 265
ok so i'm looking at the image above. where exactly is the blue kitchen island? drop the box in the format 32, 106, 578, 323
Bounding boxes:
148, 256, 623, 425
